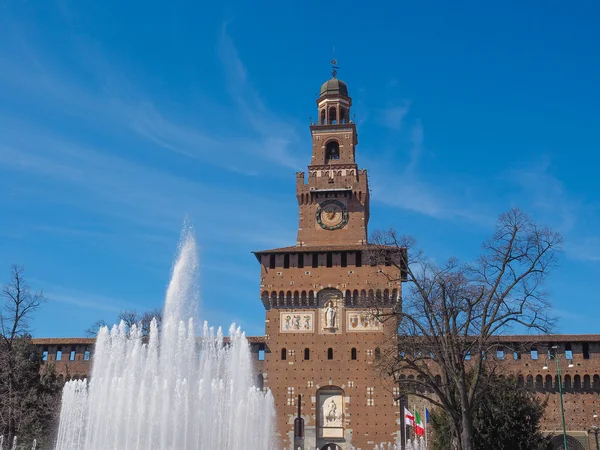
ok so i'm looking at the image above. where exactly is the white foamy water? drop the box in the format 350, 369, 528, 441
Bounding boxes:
54, 229, 275, 450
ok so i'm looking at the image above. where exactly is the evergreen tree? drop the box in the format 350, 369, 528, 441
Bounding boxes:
430, 374, 550, 450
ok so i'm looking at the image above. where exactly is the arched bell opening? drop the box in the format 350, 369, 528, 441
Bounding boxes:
325, 141, 340, 163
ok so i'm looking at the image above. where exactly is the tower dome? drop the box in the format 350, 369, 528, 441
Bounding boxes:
319, 77, 348, 97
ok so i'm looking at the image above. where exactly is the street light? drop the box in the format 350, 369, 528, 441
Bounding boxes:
590, 411, 599, 450
543, 345, 572, 450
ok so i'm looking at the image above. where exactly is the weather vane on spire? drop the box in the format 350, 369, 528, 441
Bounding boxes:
331, 59, 339, 78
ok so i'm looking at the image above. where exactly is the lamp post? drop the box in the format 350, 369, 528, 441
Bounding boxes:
543, 345, 573, 450
590, 411, 599, 450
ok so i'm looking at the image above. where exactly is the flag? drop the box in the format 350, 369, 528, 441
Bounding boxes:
425, 408, 431, 424
414, 410, 425, 436
404, 407, 414, 426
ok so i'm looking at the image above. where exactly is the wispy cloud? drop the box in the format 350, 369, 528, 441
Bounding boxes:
502, 159, 580, 233
366, 116, 492, 225
500, 159, 600, 262
217, 23, 304, 171
34, 280, 140, 313
380, 102, 410, 131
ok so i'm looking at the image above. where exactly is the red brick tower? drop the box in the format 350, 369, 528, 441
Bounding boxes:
254, 65, 403, 450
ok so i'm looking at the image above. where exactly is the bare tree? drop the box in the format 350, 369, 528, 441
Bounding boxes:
0, 265, 60, 447
368, 209, 562, 450
0, 265, 43, 348
85, 308, 163, 337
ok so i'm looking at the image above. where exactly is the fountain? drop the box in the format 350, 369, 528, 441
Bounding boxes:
54, 228, 275, 450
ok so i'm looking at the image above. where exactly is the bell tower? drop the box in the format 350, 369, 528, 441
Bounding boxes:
254, 64, 402, 450
296, 62, 370, 247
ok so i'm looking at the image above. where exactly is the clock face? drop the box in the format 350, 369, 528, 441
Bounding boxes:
316, 200, 348, 230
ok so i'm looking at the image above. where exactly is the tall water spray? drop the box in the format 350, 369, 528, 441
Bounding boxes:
54, 229, 275, 450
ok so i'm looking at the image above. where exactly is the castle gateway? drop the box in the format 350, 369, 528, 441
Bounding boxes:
253, 68, 403, 449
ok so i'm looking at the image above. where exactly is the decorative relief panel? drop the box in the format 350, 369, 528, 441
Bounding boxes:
346, 311, 383, 332
280, 312, 314, 333
319, 392, 344, 438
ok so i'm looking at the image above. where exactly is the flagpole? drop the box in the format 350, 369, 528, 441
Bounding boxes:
424, 406, 428, 449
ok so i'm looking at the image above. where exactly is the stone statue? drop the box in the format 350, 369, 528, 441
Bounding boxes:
323, 398, 341, 426
325, 301, 336, 328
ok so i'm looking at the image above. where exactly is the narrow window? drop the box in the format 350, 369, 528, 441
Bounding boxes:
326, 252, 333, 268
287, 387, 295, 405
283, 254, 290, 269
258, 348, 265, 361
256, 374, 264, 391
496, 348, 504, 360
312, 253, 318, 268
393, 387, 400, 406
281, 348, 287, 360
351, 348, 357, 360
327, 348, 333, 360
304, 348, 310, 360
56, 347, 63, 361
341, 252, 347, 267
565, 342, 573, 360
366, 387, 375, 406
375, 347, 381, 359
531, 349, 538, 360
298, 253, 304, 268
42, 347, 48, 361
84, 347, 91, 361
513, 351, 521, 360
69, 346, 76, 361
583, 342, 590, 360
269, 254, 276, 269
356, 251, 362, 267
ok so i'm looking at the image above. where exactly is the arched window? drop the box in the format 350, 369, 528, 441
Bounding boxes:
320, 109, 326, 125
329, 106, 337, 124
340, 107, 349, 124
351, 348, 357, 360
564, 374, 572, 391
325, 141, 340, 162
256, 374, 264, 391
304, 348, 310, 360
535, 375, 543, 391
584, 374, 591, 391
375, 347, 381, 359
327, 348, 333, 360
545, 374, 553, 392
526, 375, 533, 389
574, 374, 581, 391
281, 348, 287, 360
594, 375, 600, 393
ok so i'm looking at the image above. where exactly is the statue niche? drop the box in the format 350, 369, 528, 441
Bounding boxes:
317, 387, 344, 439
318, 289, 342, 333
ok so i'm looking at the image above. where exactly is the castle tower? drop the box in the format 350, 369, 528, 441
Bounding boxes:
254, 64, 403, 450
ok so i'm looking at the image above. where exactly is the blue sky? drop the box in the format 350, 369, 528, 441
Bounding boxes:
1, 0, 599, 337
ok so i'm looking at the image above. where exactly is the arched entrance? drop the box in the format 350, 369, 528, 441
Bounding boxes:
547, 434, 586, 450
320, 444, 343, 450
